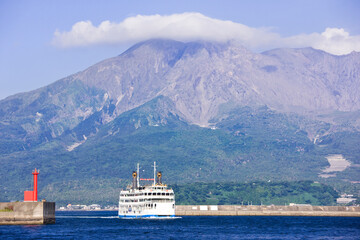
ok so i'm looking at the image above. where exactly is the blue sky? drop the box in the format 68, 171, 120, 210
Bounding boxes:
0, 0, 359, 100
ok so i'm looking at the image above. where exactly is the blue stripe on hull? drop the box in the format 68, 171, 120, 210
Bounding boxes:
119, 214, 176, 218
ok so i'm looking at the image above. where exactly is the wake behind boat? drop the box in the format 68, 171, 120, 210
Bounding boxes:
118, 162, 175, 218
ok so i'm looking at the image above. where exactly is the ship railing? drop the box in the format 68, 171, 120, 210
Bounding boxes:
120, 192, 174, 197
119, 201, 146, 206
120, 194, 174, 199
119, 199, 175, 204
120, 198, 175, 202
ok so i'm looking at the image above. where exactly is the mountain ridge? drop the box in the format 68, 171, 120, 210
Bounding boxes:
1, 39, 360, 152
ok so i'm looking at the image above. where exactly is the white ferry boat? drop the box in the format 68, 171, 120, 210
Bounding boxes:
118, 162, 175, 218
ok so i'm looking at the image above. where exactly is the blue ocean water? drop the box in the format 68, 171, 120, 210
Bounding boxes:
1, 211, 359, 239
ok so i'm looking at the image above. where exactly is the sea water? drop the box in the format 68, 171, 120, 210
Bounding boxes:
0, 211, 359, 239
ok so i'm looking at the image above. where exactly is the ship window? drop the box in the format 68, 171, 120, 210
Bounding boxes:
157, 193, 160, 196
154, 204, 157, 208
162, 193, 165, 195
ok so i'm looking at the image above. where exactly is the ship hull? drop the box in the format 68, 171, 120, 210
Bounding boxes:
118, 201, 175, 218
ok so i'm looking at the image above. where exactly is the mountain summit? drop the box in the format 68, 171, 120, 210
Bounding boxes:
74, 39, 360, 127
2, 39, 359, 135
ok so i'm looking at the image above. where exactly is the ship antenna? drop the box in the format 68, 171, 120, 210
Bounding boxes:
137, 163, 140, 188
153, 161, 156, 186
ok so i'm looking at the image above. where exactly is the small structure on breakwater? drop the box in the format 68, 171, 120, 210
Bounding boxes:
0, 168, 55, 225
24, 168, 40, 202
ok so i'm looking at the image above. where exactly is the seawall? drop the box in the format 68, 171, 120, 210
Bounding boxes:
175, 205, 360, 217
0, 202, 55, 225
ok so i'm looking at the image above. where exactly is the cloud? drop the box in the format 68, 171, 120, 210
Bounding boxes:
282, 28, 360, 55
52, 12, 360, 55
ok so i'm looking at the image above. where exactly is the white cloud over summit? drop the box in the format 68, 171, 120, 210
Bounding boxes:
52, 12, 360, 55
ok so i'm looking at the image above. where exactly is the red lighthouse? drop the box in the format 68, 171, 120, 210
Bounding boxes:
24, 168, 39, 202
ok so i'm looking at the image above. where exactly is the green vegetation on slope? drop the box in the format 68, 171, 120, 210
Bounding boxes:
172, 181, 339, 206
0, 99, 359, 204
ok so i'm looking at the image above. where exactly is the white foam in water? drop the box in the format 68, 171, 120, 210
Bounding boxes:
58, 216, 181, 219
119, 216, 182, 220
57, 216, 118, 219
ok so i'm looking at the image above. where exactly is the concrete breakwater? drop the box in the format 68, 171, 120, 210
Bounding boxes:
0, 202, 55, 225
175, 205, 360, 217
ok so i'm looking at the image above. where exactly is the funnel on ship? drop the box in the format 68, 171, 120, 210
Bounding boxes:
132, 171, 137, 190
157, 171, 162, 185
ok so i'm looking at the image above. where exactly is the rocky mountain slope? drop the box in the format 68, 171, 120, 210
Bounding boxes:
0, 39, 359, 204
74, 40, 360, 125
2, 40, 360, 139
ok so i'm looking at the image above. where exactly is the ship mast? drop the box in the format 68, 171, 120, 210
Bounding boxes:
137, 163, 140, 188
153, 161, 156, 186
